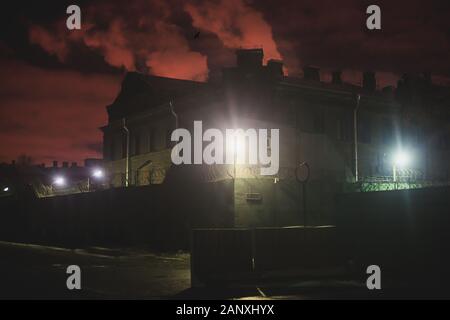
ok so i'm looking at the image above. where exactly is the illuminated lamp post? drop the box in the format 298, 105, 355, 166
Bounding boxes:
88, 168, 104, 191
393, 150, 411, 182
53, 176, 66, 188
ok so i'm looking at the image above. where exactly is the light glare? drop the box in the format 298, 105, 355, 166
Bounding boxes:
53, 176, 66, 186
92, 169, 104, 179
394, 150, 411, 167
226, 135, 247, 163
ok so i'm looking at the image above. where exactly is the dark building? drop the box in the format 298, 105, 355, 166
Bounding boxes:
101, 48, 450, 227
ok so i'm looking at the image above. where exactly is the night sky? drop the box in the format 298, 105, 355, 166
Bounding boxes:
1, 0, 449, 165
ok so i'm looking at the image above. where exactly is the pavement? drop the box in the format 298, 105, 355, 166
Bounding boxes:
0, 240, 367, 300
1, 241, 448, 299
0, 241, 190, 299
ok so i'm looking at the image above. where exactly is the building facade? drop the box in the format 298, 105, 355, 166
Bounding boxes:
101, 49, 450, 227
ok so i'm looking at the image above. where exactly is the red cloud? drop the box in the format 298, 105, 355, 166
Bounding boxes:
0, 60, 120, 165
29, 25, 69, 62
27, 1, 209, 81
83, 19, 136, 71
27, 0, 281, 80
185, 0, 282, 64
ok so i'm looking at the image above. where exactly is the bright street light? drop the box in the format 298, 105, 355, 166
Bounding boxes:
87, 168, 105, 192
226, 135, 246, 163
3, 187, 8, 192
226, 133, 247, 178
92, 168, 104, 179
393, 150, 411, 168
53, 176, 66, 187
393, 149, 412, 182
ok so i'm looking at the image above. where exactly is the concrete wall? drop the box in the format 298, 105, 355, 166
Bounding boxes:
233, 177, 341, 227
336, 186, 450, 287
191, 226, 341, 286
0, 179, 234, 250
106, 149, 172, 187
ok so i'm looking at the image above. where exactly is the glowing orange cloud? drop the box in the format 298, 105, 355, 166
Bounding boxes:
28, 1, 209, 81
185, 0, 282, 64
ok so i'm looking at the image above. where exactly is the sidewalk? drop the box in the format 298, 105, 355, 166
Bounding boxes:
0, 241, 190, 299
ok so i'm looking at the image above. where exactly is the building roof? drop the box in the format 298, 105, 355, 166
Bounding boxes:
103, 49, 450, 126
107, 72, 207, 121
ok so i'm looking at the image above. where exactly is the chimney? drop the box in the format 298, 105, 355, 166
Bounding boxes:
53, 161, 58, 168
62, 161, 69, 168
303, 66, 320, 81
267, 59, 284, 77
332, 71, 342, 85
363, 71, 376, 92
236, 48, 264, 70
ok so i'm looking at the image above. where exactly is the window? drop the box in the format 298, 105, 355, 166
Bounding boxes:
312, 110, 325, 134
108, 137, 114, 161
166, 128, 173, 149
439, 132, 450, 150
148, 128, 155, 152
358, 117, 371, 144
416, 126, 425, 145
111, 134, 123, 160
407, 123, 420, 146
337, 114, 352, 142
381, 119, 393, 144
121, 134, 128, 158
288, 104, 297, 126
132, 130, 141, 156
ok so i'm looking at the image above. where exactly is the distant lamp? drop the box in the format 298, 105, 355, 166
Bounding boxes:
393, 150, 411, 168
393, 150, 411, 182
92, 169, 104, 179
3, 187, 9, 192
53, 176, 66, 187
87, 168, 105, 192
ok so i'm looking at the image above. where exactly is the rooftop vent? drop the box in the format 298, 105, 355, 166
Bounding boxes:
332, 71, 342, 85
267, 59, 284, 77
236, 48, 264, 70
303, 66, 320, 81
267, 59, 284, 76
363, 71, 376, 92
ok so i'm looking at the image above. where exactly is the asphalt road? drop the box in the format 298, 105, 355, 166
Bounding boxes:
0, 240, 366, 300
0, 241, 191, 299
1, 241, 446, 299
